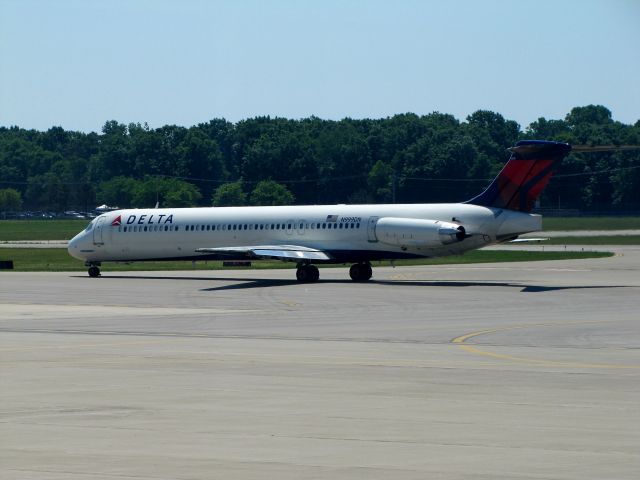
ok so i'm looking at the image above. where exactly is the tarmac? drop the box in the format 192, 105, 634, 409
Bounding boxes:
1, 247, 639, 479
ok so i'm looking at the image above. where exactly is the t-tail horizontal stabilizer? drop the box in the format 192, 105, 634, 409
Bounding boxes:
466, 140, 572, 213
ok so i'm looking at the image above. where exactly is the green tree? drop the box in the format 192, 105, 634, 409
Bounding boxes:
0, 188, 22, 216
133, 178, 202, 208
368, 160, 394, 202
97, 176, 140, 207
250, 180, 294, 206
212, 182, 246, 207
566, 105, 613, 127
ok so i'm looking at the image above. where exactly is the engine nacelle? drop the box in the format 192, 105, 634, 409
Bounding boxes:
374, 217, 466, 247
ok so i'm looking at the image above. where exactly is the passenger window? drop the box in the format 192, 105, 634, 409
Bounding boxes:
244, 224, 248, 230
124, 226, 127, 232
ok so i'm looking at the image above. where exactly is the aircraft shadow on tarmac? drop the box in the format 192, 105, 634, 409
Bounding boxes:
83, 275, 630, 293
200, 280, 629, 293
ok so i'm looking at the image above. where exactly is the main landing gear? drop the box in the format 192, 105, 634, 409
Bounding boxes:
86, 262, 101, 277
296, 264, 319, 283
349, 262, 372, 282
295, 262, 373, 283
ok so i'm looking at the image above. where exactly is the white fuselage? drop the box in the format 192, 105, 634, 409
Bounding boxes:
67, 203, 541, 264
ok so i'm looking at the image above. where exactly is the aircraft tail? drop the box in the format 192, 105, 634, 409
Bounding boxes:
466, 140, 572, 212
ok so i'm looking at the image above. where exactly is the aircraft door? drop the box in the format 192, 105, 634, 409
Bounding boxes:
367, 216, 379, 242
296, 219, 306, 236
93, 217, 105, 245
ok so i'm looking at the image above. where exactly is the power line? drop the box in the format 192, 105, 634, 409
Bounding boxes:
1, 164, 639, 187
554, 164, 640, 178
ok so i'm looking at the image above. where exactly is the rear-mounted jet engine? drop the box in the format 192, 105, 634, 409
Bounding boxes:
374, 217, 467, 247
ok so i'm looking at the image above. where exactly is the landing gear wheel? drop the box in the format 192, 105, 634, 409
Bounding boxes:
349, 263, 372, 282
88, 266, 101, 278
296, 264, 320, 283
307, 265, 319, 282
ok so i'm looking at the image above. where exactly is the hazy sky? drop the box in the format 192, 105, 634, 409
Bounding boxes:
1, 0, 638, 133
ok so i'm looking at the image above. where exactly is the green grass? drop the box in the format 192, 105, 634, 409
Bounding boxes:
0, 220, 89, 241
0, 248, 613, 272
544, 235, 640, 245
542, 217, 640, 231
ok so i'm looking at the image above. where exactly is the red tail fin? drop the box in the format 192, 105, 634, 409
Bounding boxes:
466, 140, 571, 212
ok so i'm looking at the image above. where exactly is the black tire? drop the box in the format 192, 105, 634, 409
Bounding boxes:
349, 263, 361, 281
361, 263, 372, 281
297, 265, 320, 283
307, 265, 319, 282
349, 263, 372, 282
88, 266, 100, 278
296, 267, 308, 282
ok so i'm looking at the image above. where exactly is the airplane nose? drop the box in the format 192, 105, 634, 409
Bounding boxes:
67, 234, 84, 260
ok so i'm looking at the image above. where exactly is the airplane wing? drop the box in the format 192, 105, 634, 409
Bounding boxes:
195, 245, 332, 261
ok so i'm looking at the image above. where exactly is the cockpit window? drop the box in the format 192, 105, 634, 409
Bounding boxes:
84, 219, 95, 232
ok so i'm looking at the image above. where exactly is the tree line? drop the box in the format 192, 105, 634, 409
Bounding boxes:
1, 105, 639, 213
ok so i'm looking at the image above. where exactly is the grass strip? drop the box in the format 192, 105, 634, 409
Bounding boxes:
0, 220, 88, 241
0, 249, 613, 272
542, 217, 640, 231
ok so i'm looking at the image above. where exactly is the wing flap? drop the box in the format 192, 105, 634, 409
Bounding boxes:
508, 237, 549, 243
195, 245, 331, 261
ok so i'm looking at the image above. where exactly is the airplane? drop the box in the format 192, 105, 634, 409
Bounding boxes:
67, 139, 574, 282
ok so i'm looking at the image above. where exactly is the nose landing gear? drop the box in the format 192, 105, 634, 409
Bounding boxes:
86, 262, 101, 277
349, 263, 372, 282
